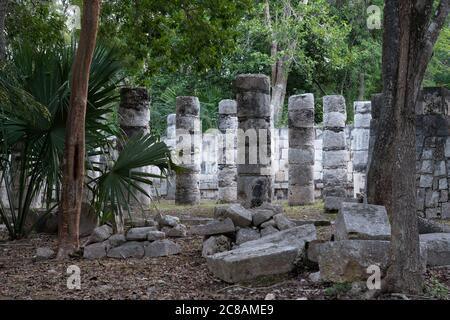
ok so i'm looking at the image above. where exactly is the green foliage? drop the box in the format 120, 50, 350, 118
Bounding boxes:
324, 282, 352, 298
424, 26, 450, 88
425, 275, 449, 299
99, 0, 252, 84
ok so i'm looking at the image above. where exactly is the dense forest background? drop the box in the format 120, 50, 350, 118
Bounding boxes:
6, 0, 448, 135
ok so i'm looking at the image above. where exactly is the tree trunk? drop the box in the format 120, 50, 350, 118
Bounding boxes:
57, 0, 101, 259
271, 58, 288, 124
0, 0, 8, 61
357, 72, 365, 101
367, 0, 448, 294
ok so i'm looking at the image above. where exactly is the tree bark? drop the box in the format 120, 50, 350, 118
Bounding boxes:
0, 0, 8, 61
357, 72, 365, 101
57, 0, 101, 259
367, 0, 448, 294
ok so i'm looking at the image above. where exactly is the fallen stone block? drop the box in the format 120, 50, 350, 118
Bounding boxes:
107, 234, 127, 248
420, 233, 450, 266
252, 209, 276, 226
235, 228, 260, 245
144, 239, 181, 257
273, 214, 296, 230
318, 240, 428, 283
202, 235, 231, 257
126, 227, 158, 241
190, 218, 235, 236
107, 241, 145, 259
260, 225, 279, 237
155, 214, 180, 227
86, 225, 113, 245
335, 202, 391, 240
84, 242, 109, 259
163, 224, 187, 238
206, 225, 317, 283
206, 243, 300, 283
260, 219, 277, 229
214, 204, 253, 227
147, 231, 166, 241
35, 247, 55, 261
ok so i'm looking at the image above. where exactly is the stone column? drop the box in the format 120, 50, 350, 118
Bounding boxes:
119, 87, 151, 208
322, 95, 349, 211
236, 74, 272, 207
165, 114, 176, 200
288, 94, 315, 205
352, 101, 372, 199
217, 99, 238, 203
175, 96, 201, 205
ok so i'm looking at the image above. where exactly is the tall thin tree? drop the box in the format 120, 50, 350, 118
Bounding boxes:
0, 0, 8, 61
57, 0, 101, 259
367, 0, 448, 293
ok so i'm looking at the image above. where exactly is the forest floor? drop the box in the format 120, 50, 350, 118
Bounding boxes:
0, 201, 449, 300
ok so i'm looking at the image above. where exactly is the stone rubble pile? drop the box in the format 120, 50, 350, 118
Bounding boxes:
192, 203, 317, 283
83, 214, 186, 260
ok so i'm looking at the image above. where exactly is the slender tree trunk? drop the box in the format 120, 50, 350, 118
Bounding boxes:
271, 58, 289, 123
0, 0, 8, 61
57, 0, 101, 259
367, 0, 449, 294
357, 72, 365, 101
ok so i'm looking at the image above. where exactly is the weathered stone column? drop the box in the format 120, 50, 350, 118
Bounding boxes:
322, 95, 349, 211
165, 114, 176, 200
175, 96, 201, 205
217, 99, 238, 203
119, 87, 151, 208
236, 74, 272, 207
288, 94, 315, 205
352, 101, 372, 199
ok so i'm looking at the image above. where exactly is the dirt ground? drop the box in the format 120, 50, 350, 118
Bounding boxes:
0, 201, 449, 300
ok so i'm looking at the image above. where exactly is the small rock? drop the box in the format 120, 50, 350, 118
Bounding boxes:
308, 271, 321, 283
126, 227, 158, 241
202, 235, 231, 257
144, 239, 181, 257
164, 224, 187, 238
258, 202, 284, 215
147, 231, 166, 241
35, 247, 55, 261
273, 214, 296, 230
190, 218, 235, 236
235, 228, 260, 245
265, 293, 276, 300
155, 213, 180, 227
260, 225, 279, 237
87, 225, 113, 244
108, 234, 127, 248
84, 242, 109, 259
107, 241, 145, 259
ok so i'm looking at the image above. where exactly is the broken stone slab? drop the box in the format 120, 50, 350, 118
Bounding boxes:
147, 231, 166, 241
420, 233, 450, 266
273, 214, 296, 230
318, 240, 428, 283
144, 239, 181, 257
258, 202, 284, 215
125, 217, 158, 228
107, 241, 145, 259
107, 234, 127, 248
155, 213, 180, 227
202, 235, 231, 257
86, 225, 113, 245
190, 218, 235, 236
235, 228, 260, 245
308, 271, 321, 283
418, 217, 450, 234
252, 209, 276, 226
260, 225, 279, 237
335, 202, 391, 240
206, 242, 300, 283
292, 219, 332, 227
163, 224, 187, 238
180, 217, 215, 226
35, 247, 55, 261
206, 225, 317, 283
126, 227, 158, 241
214, 204, 253, 227
84, 241, 110, 259
260, 219, 277, 229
